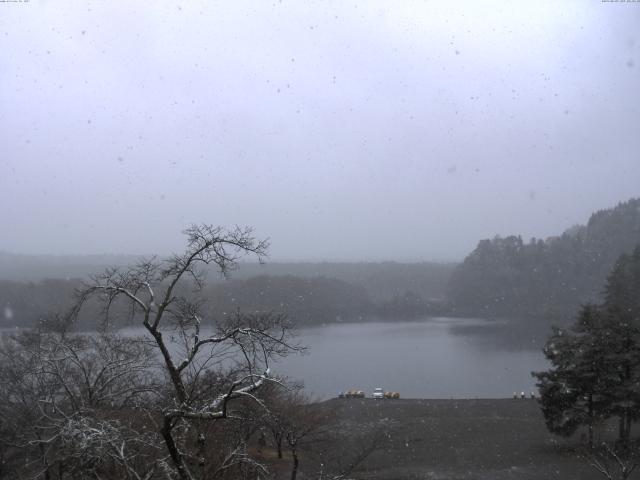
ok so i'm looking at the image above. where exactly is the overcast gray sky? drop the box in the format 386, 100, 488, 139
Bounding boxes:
1, 1, 639, 261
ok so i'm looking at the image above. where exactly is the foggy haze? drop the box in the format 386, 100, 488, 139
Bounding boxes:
1, 1, 639, 261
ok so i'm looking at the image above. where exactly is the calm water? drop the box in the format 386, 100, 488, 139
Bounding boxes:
271, 318, 548, 399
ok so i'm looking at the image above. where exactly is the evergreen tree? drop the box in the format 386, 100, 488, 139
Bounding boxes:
601, 247, 640, 443
534, 247, 640, 445
533, 305, 609, 446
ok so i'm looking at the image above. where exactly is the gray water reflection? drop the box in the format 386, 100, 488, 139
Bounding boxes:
273, 318, 548, 399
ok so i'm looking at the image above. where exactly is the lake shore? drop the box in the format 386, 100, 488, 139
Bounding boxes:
271, 398, 615, 480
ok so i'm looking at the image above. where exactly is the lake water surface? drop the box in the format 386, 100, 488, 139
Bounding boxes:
271, 318, 548, 399
38, 317, 550, 400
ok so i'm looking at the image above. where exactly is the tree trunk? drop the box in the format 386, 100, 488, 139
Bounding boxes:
290, 447, 299, 480
619, 415, 625, 443
148, 328, 187, 403
277, 436, 283, 459
161, 416, 194, 480
197, 430, 206, 480
37, 437, 51, 480
619, 412, 631, 446
588, 394, 594, 448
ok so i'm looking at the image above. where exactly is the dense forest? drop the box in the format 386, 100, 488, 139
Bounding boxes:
0, 256, 455, 303
0, 264, 454, 328
447, 198, 640, 321
205, 275, 374, 325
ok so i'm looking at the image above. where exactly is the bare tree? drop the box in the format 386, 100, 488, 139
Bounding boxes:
581, 442, 639, 480
0, 330, 161, 479
258, 379, 305, 460
259, 387, 330, 480
256, 383, 384, 480
72, 224, 302, 480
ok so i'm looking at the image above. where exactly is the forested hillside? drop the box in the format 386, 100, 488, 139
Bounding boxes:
0, 255, 455, 304
204, 275, 374, 325
227, 261, 456, 303
0, 260, 454, 328
4, 199, 640, 328
447, 198, 640, 319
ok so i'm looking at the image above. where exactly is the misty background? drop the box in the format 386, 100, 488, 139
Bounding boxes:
1, 1, 639, 261
3, 6, 640, 478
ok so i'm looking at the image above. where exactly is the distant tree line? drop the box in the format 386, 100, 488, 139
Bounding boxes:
204, 275, 374, 325
448, 198, 640, 321
0, 278, 81, 327
214, 261, 456, 304
0, 255, 456, 304
0, 274, 449, 330
4, 198, 640, 329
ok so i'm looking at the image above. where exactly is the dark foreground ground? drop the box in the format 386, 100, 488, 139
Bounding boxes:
269, 398, 618, 480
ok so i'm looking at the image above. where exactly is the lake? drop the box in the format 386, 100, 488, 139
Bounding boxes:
271, 318, 548, 399
14, 317, 549, 400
